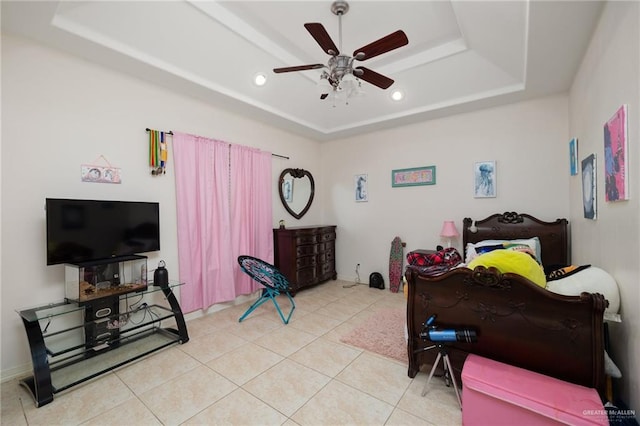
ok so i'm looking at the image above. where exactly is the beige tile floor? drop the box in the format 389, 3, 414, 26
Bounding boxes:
1, 280, 461, 425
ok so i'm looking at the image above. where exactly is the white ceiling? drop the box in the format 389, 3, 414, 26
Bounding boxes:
2, 1, 604, 142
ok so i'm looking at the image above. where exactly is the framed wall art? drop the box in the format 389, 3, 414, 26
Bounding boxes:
81, 165, 121, 184
604, 105, 628, 202
474, 161, 496, 198
391, 166, 436, 187
354, 174, 368, 202
581, 154, 597, 220
569, 138, 578, 176
81, 155, 121, 184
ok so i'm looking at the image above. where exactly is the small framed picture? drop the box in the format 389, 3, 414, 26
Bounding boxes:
282, 177, 294, 202
354, 174, 368, 202
391, 166, 436, 187
81, 165, 121, 184
569, 138, 578, 176
474, 161, 496, 198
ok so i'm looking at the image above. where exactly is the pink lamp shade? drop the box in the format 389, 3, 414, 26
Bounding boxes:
440, 221, 459, 248
440, 221, 460, 238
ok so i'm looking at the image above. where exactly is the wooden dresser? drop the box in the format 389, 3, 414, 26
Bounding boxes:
273, 225, 337, 294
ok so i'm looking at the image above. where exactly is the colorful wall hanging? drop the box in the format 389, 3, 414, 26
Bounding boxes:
147, 128, 172, 176
391, 166, 436, 187
604, 105, 628, 201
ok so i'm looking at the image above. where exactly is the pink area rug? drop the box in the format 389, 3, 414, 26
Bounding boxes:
340, 308, 407, 363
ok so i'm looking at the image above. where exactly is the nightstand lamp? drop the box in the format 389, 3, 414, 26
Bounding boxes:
440, 221, 460, 248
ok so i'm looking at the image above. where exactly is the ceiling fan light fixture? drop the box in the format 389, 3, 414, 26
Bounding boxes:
352, 81, 366, 98
339, 72, 356, 91
317, 75, 332, 94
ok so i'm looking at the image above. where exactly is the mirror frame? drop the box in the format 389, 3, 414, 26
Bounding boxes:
278, 168, 315, 220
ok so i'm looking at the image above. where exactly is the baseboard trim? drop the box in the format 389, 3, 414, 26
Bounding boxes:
1, 362, 31, 384
183, 291, 260, 322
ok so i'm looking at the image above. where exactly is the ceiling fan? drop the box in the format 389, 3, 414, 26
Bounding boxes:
273, 1, 409, 100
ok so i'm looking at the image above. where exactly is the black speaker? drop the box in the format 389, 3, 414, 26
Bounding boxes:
369, 272, 385, 289
84, 297, 120, 349
153, 260, 169, 288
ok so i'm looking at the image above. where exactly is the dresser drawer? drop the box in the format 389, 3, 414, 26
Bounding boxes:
319, 231, 336, 243
296, 234, 317, 245
296, 245, 317, 257
318, 240, 335, 253
296, 255, 317, 269
318, 261, 334, 276
296, 267, 317, 285
318, 249, 334, 264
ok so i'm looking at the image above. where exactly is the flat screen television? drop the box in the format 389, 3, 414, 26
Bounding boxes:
46, 198, 160, 265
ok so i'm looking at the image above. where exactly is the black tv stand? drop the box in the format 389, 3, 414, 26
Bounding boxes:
17, 281, 189, 407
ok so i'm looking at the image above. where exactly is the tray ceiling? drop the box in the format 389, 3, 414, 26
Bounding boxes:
2, 1, 604, 141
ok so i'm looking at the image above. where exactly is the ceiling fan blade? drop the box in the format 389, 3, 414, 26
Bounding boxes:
353, 30, 408, 61
354, 67, 394, 89
304, 23, 339, 56
273, 64, 325, 73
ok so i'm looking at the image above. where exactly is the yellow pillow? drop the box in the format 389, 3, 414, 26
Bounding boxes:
467, 250, 546, 288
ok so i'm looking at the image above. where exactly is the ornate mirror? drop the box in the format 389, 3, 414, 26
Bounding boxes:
279, 168, 315, 220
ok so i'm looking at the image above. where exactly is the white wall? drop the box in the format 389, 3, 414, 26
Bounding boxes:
0, 34, 321, 378
321, 96, 570, 283
569, 1, 639, 411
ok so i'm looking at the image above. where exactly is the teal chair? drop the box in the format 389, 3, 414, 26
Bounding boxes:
237, 256, 295, 324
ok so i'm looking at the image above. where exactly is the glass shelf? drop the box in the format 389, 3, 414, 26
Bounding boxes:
49, 328, 180, 393
17, 281, 184, 322
18, 302, 84, 323
44, 304, 177, 356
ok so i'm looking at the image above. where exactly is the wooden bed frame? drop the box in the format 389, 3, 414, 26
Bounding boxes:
406, 212, 606, 395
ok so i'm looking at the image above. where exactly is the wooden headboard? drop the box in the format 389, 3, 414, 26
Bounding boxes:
462, 212, 569, 268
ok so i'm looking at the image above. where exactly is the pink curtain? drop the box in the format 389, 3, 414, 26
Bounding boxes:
230, 145, 273, 295
172, 132, 272, 313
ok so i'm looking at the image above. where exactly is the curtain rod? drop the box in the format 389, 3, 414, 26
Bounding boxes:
145, 128, 173, 135
145, 128, 289, 159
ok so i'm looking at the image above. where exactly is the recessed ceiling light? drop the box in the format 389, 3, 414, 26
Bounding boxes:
391, 90, 404, 101
254, 73, 267, 86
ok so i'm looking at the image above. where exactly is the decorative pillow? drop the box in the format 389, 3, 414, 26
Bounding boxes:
546, 264, 591, 281
407, 247, 462, 267
545, 266, 620, 314
467, 249, 547, 288
465, 237, 542, 264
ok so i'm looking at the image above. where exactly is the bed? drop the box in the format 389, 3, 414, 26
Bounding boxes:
405, 212, 607, 395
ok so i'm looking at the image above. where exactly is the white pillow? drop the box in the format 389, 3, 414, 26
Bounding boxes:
546, 266, 620, 314
465, 237, 542, 264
